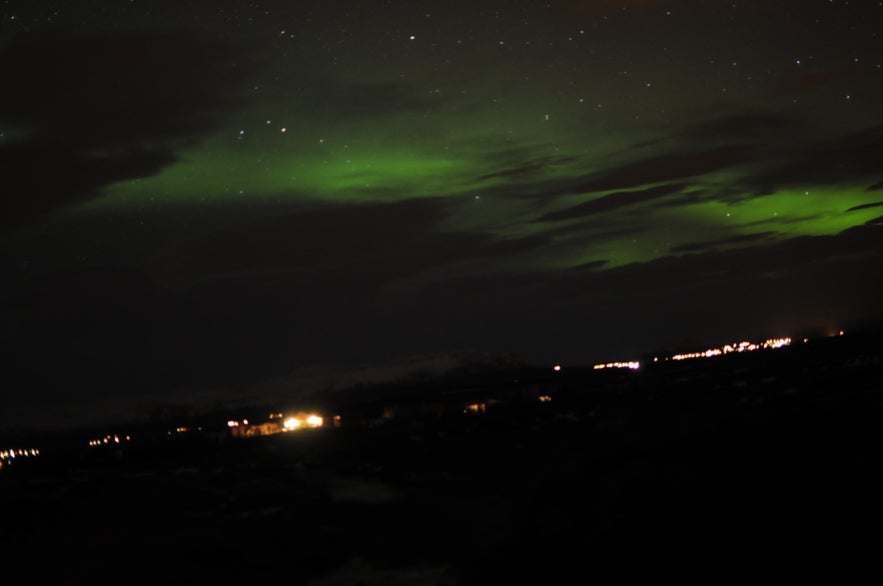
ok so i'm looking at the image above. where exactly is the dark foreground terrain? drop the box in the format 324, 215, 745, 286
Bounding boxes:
3, 330, 883, 584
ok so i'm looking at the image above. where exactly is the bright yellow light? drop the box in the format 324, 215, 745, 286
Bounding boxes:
594, 361, 640, 370
282, 413, 324, 430
669, 336, 790, 362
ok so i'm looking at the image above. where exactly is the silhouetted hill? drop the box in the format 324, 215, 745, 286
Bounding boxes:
3, 327, 883, 583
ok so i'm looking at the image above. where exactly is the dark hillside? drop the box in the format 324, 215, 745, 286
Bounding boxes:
2, 330, 882, 583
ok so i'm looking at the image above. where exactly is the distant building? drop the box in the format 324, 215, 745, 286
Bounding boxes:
229, 420, 281, 438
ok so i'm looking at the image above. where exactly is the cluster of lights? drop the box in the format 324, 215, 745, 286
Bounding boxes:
593, 361, 641, 371
88, 434, 130, 447
167, 426, 201, 436
463, 403, 487, 414
283, 414, 324, 430
1, 448, 39, 461
228, 413, 324, 433
670, 337, 792, 362
1, 448, 40, 471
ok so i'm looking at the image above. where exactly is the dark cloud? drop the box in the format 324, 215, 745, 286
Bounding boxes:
544, 222, 648, 242
671, 231, 778, 253
655, 115, 883, 204
573, 145, 757, 193
380, 223, 883, 366
846, 202, 883, 213
537, 183, 688, 222
570, 259, 609, 271
0, 142, 175, 233
648, 188, 713, 208
0, 32, 254, 231
1, 266, 171, 404
741, 213, 825, 231
150, 198, 549, 288
740, 126, 883, 192
474, 145, 754, 205
477, 155, 578, 182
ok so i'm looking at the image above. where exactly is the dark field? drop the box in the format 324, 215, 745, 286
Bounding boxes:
3, 331, 883, 584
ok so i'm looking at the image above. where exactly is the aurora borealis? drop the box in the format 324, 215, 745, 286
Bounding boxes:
2, 0, 882, 429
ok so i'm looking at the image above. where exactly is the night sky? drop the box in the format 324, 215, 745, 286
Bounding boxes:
2, 0, 882, 430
